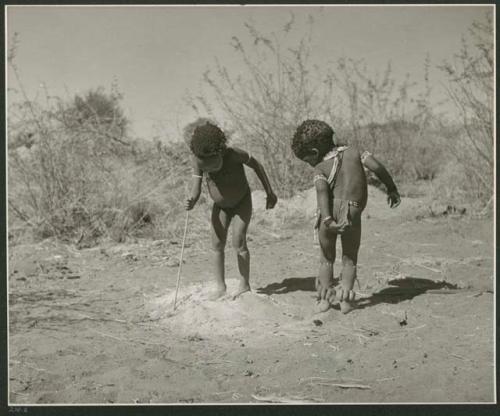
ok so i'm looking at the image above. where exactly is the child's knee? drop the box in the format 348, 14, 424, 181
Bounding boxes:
211, 239, 226, 252
342, 253, 358, 265
232, 239, 248, 255
231, 232, 248, 253
235, 247, 249, 257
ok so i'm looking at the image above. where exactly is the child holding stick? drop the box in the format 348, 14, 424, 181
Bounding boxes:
185, 119, 277, 300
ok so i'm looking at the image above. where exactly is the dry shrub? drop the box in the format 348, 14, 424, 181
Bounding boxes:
437, 11, 493, 206
429, 161, 470, 207
188, 15, 443, 198
186, 17, 333, 197
7, 54, 193, 245
188, 12, 493, 210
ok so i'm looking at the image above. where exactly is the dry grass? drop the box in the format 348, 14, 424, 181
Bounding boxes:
7, 13, 493, 246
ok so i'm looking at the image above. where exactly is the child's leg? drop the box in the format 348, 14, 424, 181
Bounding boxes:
317, 223, 337, 311
210, 203, 232, 300
230, 192, 252, 299
339, 206, 362, 314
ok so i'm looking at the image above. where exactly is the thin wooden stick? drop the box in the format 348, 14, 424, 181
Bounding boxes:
300, 376, 363, 383
173, 211, 189, 311
315, 383, 371, 390
251, 394, 321, 404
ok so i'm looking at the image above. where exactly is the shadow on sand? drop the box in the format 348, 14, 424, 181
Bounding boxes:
256, 276, 339, 295
356, 276, 461, 309
257, 275, 463, 309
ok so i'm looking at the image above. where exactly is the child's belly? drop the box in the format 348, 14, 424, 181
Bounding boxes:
207, 178, 250, 208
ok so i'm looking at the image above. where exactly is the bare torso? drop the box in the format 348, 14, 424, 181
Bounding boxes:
203, 148, 250, 208
316, 147, 368, 209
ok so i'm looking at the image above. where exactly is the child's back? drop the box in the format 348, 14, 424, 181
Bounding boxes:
291, 119, 400, 314
315, 147, 368, 209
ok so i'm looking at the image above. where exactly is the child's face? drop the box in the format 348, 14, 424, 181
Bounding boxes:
196, 151, 223, 172
302, 149, 320, 167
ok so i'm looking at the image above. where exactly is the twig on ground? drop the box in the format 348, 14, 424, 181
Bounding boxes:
91, 329, 123, 342
404, 324, 427, 332
375, 376, 400, 382
10, 360, 54, 374
314, 383, 371, 390
334, 324, 378, 338
383, 253, 441, 273
450, 353, 474, 362
251, 394, 322, 404
77, 313, 128, 324
300, 376, 363, 383
479, 196, 493, 216
11, 391, 30, 397
203, 360, 234, 365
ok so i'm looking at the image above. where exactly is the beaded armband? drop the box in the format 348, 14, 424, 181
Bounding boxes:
360, 150, 372, 164
313, 174, 328, 184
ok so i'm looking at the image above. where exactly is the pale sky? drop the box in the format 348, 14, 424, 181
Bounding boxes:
6, 5, 493, 140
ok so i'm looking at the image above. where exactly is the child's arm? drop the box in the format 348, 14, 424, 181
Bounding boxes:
185, 164, 203, 211
314, 170, 349, 233
361, 151, 401, 208
246, 157, 277, 209
232, 147, 277, 209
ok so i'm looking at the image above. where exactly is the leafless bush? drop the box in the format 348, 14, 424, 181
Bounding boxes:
328, 54, 442, 182
8, 34, 193, 244
188, 15, 442, 196
437, 11, 493, 205
186, 16, 329, 197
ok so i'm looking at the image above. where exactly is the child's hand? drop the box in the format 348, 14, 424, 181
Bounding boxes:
387, 191, 401, 208
266, 192, 278, 209
335, 287, 356, 302
317, 285, 335, 301
185, 197, 197, 211
325, 219, 350, 234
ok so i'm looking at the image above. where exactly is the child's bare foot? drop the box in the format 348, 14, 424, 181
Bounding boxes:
325, 287, 336, 304
316, 299, 330, 313
340, 300, 355, 314
208, 285, 227, 301
336, 288, 355, 313
231, 282, 251, 300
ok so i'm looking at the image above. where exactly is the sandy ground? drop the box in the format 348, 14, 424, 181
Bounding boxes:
8, 189, 495, 404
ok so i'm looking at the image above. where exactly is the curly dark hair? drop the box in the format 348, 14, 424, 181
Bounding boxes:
184, 119, 227, 157
291, 120, 335, 160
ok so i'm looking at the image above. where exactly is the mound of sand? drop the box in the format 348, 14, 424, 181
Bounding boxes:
145, 279, 319, 339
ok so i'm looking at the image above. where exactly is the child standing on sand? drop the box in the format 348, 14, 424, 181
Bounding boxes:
291, 120, 400, 314
185, 119, 278, 300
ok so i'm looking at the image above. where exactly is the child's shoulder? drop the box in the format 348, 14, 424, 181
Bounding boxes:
225, 146, 251, 164
226, 145, 246, 154
341, 146, 364, 162
344, 145, 361, 156
314, 159, 334, 176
